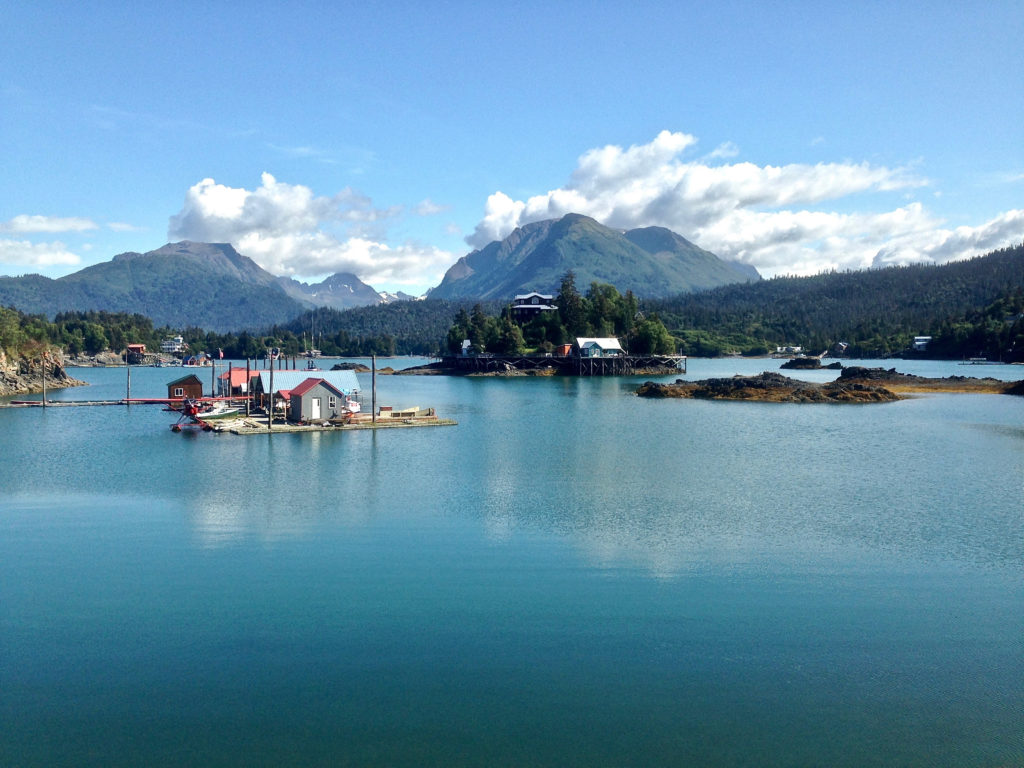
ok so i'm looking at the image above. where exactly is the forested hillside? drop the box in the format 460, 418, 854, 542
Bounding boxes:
647, 243, 1024, 358
277, 300, 484, 356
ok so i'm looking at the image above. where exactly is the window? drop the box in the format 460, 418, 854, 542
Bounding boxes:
174, 387, 184, 397
329, 396, 337, 408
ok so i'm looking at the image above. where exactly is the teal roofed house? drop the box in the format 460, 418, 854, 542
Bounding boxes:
575, 338, 624, 358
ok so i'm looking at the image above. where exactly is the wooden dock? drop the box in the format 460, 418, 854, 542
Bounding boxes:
215, 415, 457, 435
444, 353, 686, 375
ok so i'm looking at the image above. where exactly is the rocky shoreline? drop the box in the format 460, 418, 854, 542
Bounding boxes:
0, 349, 88, 397
636, 366, 1024, 403
64, 351, 127, 367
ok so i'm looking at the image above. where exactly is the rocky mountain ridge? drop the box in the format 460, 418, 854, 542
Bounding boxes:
429, 213, 758, 300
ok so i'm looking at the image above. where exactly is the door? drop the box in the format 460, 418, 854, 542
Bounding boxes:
311, 397, 321, 419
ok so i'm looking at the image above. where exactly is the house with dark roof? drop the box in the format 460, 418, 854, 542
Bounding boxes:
167, 373, 204, 400
511, 292, 557, 321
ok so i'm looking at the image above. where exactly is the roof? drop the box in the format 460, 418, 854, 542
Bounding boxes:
289, 377, 348, 398
576, 337, 624, 351
218, 367, 257, 386
255, 369, 360, 395
514, 292, 554, 301
167, 373, 203, 386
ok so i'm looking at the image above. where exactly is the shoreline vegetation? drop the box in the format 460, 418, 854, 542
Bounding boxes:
636, 367, 1024, 403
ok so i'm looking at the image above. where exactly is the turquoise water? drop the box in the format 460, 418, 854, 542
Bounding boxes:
2, 360, 1023, 766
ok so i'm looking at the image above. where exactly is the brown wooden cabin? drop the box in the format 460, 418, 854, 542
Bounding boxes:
167, 373, 204, 400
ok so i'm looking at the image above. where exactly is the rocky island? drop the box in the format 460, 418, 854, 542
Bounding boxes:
636, 366, 1024, 403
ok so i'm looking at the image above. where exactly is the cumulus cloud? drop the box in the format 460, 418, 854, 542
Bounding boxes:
168, 173, 454, 287
0, 214, 98, 233
466, 130, 1020, 276
0, 239, 81, 268
872, 209, 1024, 268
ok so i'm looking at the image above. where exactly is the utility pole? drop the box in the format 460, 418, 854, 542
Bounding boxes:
268, 350, 274, 431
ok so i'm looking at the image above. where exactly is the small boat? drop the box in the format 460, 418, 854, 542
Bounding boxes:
170, 398, 239, 431
195, 402, 240, 419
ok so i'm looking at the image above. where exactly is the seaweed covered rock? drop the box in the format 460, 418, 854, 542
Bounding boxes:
779, 357, 841, 370
637, 371, 900, 403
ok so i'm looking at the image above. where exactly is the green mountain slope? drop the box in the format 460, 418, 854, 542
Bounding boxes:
0, 242, 309, 332
428, 213, 758, 300
646, 242, 1024, 358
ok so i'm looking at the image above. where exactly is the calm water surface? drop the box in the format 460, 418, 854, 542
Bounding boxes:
2, 359, 1023, 766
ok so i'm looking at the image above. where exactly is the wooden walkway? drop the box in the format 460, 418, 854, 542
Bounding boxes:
216, 416, 457, 435
445, 353, 686, 375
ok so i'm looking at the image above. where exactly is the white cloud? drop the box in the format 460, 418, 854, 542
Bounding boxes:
466, 131, 1024, 277
706, 141, 740, 160
108, 222, 145, 232
0, 239, 81, 268
872, 209, 1024, 268
0, 214, 98, 233
168, 173, 454, 287
414, 199, 448, 216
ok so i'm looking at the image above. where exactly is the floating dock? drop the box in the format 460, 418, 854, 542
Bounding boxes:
220, 415, 457, 435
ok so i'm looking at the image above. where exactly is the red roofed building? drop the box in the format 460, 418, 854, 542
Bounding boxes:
288, 377, 352, 422
217, 366, 259, 396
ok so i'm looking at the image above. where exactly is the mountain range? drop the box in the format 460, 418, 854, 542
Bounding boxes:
0, 214, 757, 331
429, 213, 758, 299
0, 242, 392, 332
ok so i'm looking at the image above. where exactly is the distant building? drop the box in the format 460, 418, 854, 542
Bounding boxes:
167, 373, 204, 400
161, 335, 186, 354
126, 344, 146, 364
575, 337, 624, 358
913, 336, 932, 351
511, 292, 557, 321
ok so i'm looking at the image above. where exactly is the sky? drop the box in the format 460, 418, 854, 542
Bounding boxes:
1, 1, 1022, 295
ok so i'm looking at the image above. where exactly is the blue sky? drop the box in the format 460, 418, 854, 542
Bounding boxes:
1, 1, 1021, 294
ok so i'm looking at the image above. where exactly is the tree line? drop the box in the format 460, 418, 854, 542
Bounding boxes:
444, 273, 677, 355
